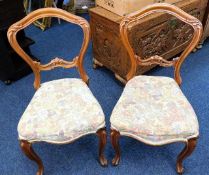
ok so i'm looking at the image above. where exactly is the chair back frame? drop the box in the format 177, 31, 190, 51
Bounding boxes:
7, 8, 90, 90
120, 3, 203, 85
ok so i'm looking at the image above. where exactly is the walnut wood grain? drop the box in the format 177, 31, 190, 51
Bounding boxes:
111, 129, 121, 166
120, 3, 203, 85
20, 140, 44, 175
176, 138, 197, 174
7, 8, 90, 90
96, 128, 108, 166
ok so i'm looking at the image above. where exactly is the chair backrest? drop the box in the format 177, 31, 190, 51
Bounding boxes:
7, 8, 90, 90
120, 3, 203, 85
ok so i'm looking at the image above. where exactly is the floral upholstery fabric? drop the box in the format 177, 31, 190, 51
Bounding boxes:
110, 76, 199, 145
18, 78, 105, 143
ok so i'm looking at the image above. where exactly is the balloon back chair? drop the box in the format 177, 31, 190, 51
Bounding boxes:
110, 3, 202, 174
7, 8, 107, 175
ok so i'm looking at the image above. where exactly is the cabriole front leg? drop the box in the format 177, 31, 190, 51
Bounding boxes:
111, 129, 121, 166
176, 138, 197, 174
20, 140, 44, 175
96, 128, 108, 166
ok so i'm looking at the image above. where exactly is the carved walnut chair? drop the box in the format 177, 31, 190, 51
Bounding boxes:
7, 8, 107, 175
110, 3, 202, 174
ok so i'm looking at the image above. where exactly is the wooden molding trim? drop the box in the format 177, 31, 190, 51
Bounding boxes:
120, 3, 203, 85
7, 8, 90, 90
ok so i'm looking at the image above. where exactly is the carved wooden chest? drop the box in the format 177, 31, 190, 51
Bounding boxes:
90, 0, 207, 83
201, 0, 209, 44
95, 0, 181, 16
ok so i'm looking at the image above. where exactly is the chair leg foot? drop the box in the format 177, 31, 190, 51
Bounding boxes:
97, 128, 108, 167
111, 129, 121, 166
93, 58, 103, 69
176, 138, 197, 174
20, 140, 44, 175
93, 63, 99, 69
114, 74, 127, 85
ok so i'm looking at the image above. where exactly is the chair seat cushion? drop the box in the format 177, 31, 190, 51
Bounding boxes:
110, 76, 199, 145
18, 78, 105, 143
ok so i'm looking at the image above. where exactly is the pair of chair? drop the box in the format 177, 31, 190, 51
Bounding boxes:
7, 3, 202, 175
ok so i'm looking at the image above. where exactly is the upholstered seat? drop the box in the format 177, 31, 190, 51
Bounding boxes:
110, 76, 199, 145
18, 78, 105, 143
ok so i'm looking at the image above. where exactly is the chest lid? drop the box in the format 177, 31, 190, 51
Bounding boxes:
95, 0, 183, 16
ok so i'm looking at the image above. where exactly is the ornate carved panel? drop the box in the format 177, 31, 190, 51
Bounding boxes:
201, 0, 209, 43
129, 9, 200, 59
91, 19, 130, 75
90, 0, 206, 81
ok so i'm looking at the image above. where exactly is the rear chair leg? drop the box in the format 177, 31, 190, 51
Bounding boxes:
20, 140, 44, 175
111, 129, 121, 166
97, 128, 108, 166
176, 138, 197, 174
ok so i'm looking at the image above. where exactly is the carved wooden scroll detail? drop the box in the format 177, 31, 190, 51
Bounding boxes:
7, 8, 90, 90
135, 55, 177, 67
120, 3, 203, 85
36, 56, 78, 71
